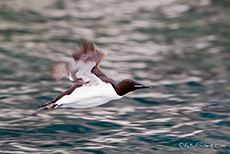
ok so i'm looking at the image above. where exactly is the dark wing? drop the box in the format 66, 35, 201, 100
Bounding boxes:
52, 38, 116, 85
92, 66, 116, 85
72, 38, 116, 85
72, 38, 106, 65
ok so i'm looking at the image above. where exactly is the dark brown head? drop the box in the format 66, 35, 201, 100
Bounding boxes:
115, 79, 151, 96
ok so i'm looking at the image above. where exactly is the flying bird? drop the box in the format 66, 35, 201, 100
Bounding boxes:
33, 38, 150, 116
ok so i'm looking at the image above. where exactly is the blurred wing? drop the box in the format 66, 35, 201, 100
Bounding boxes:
51, 62, 69, 80
72, 38, 107, 65
51, 62, 84, 84
72, 38, 116, 84
51, 38, 115, 85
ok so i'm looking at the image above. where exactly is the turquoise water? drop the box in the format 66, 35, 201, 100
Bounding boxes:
0, 0, 230, 153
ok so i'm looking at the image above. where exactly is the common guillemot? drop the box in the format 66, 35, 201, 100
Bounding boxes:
33, 38, 150, 116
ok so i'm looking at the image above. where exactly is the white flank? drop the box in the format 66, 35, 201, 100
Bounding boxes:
56, 61, 122, 108
55, 80, 122, 108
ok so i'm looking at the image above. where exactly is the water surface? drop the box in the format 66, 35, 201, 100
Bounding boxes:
0, 0, 230, 153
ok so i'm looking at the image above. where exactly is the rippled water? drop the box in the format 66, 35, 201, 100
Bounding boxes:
0, 0, 230, 153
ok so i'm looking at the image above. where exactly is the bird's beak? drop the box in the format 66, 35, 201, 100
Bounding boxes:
134, 84, 151, 89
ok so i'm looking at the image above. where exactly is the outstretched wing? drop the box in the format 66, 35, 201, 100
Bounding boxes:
72, 38, 107, 66
51, 38, 116, 85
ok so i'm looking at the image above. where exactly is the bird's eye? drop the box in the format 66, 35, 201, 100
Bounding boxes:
128, 82, 132, 85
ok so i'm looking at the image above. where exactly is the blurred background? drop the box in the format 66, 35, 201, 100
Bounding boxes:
0, 0, 230, 153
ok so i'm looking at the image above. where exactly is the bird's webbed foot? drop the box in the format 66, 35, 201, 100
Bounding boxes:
32, 104, 58, 116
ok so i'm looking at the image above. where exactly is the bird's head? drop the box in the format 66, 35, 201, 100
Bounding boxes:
115, 79, 151, 96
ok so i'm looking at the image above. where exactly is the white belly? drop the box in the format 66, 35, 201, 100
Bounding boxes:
55, 83, 122, 108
